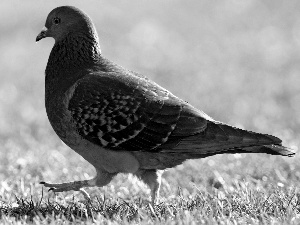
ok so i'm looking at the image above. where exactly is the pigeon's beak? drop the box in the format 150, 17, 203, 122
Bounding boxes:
36, 26, 48, 42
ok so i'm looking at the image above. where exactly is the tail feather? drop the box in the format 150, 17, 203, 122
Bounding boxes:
244, 144, 295, 157
163, 121, 295, 157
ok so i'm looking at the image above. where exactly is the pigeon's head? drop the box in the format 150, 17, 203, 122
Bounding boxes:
36, 6, 98, 43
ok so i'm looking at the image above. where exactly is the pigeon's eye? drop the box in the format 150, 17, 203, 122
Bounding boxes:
53, 17, 61, 25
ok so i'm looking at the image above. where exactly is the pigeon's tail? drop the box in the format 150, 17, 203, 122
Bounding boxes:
163, 121, 295, 158
242, 143, 294, 157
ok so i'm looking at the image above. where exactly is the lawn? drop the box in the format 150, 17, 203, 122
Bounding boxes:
0, 0, 299, 224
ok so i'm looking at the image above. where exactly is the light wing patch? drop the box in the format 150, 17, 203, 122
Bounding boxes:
70, 91, 147, 148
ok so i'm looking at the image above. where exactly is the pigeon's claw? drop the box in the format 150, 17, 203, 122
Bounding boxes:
39, 171, 114, 200
41, 180, 89, 192
41, 180, 92, 201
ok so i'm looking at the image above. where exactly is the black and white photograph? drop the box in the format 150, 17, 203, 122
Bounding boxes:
0, 0, 299, 223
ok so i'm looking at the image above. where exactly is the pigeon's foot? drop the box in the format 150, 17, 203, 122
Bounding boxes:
40, 180, 94, 201
40, 170, 116, 199
135, 169, 164, 207
40, 180, 91, 192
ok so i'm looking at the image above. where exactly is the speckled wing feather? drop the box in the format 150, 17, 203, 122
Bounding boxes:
68, 72, 208, 151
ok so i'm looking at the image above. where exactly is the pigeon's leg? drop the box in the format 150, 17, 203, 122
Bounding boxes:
137, 169, 163, 206
41, 170, 115, 200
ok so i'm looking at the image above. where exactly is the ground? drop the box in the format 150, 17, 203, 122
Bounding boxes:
0, 1, 299, 224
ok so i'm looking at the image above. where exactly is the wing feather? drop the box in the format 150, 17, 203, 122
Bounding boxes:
68, 72, 208, 151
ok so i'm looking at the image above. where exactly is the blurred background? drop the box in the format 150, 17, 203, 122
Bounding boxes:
0, 0, 299, 201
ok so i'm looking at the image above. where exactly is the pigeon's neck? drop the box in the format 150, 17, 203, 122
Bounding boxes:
45, 33, 101, 98
49, 33, 101, 67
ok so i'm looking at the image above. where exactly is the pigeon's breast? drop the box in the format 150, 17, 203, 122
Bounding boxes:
45, 82, 82, 147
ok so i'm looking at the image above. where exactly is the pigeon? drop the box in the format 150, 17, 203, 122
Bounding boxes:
36, 6, 294, 205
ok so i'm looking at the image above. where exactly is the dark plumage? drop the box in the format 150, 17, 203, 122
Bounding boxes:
36, 6, 294, 204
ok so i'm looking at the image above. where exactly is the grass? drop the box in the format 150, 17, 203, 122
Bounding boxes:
0, 184, 299, 224
0, 152, 298, 224
0, 182, 299, 224
0, 0, 300, 224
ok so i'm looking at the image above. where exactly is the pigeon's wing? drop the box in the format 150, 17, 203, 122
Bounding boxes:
67, 72, 209, 151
